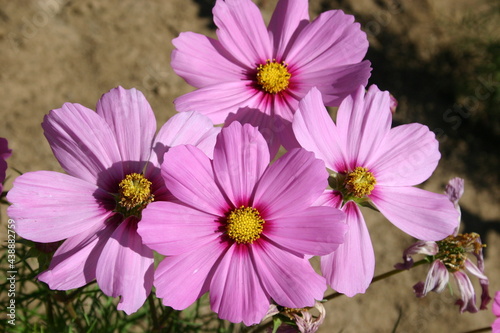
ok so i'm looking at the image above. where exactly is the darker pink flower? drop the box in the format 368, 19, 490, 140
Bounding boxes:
0, 137, 12, 194
138, 122, 347, 325
292, 86, 458, 296
7, 87, 220, 314
172, 0, 371, 155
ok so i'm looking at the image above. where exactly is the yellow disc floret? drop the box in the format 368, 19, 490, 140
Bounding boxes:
256, 59, 291, 94
344, 167, 376, 198
117, 173, 154, 216
436, 233, 485, 272
226, 206, 265, 244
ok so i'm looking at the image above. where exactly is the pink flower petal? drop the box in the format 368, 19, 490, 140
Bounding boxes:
445, 177, 465, 207
96, 218, 154, 314
252, 241, 326, 308
369, 123, 440, 186
96, 87, 156, 173
395, 240, 438, 270
286, 10, 368, 68
493, 291, 500, 316
213, 122, 270, 207
296, 61, 372, 106
336, 85, 392, 169
454, 271, 478, 313
213, 0, 272, 64
210, 245, 270, 325
253, 148, 327, 219
293, 87, 348, 172
268, 0, 309, 59
414, 260, 449, 297
42, 103, 123, 190
320, 202, 375, 296
0, 137, 12, 160
313, 190, 343, 208
162, 144, 230, 216
0, 138, 11, 191
138, 201, 222, 256
494, 318, 500, 333
370, 186, 458, 241
38, 222, 113, 290
174, 82, 263, 124
464, 259, 488, 280
154, 240, 227, 310
265, 206, 347, 256
172, 32, 245, 87
224, 107, 281, 159
151, 111, 220, 165
7, 171, 113, 243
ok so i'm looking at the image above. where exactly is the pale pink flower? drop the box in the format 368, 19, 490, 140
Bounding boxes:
294, 302, 326, 333
292, 86, 458, 296
265, 301, 326, 333
396, 178, 491, 313
7, 87, 220, 314
172, 0, 371, 155
138, 122, 347, 325
493, 291, 500, 332
410, 233, 490, 313
0, 137, 12, 193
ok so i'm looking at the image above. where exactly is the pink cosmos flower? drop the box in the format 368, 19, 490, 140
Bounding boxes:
0, 137, 12, 193
137, 122, 347, 325
172, 0, 371, 155
264, 302, 326, 333
493, 291, 500, 332
409, 233, 490, 313
292, 86, 459, 296
396, 178, 491, 313
7, 87, 220, 314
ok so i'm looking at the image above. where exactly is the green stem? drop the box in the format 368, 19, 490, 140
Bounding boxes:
461, 327, 492, 333
148, 293, 159, 330
324, 259, 429, 301
251, 259, 432, 332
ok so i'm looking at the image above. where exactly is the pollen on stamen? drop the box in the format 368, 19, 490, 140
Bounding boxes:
256, 59, 291, 94
344, 167, 377, 198
226, 206, 265, 244
116, 173, 154, 217
436, 233, 486, 272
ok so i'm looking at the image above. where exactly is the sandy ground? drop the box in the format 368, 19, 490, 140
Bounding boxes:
1, 0, 499, 332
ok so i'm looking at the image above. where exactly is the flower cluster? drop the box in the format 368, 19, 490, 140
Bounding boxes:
4, 0, 493, 330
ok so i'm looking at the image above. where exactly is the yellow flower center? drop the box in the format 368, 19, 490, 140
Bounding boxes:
256, 59, 291, 94
436, 233, 485, 272
344, 167, 376, 198
117, 173, 154, 217
226, 206, 265, 244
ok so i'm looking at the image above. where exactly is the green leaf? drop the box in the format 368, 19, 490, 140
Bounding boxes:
272, 317, 283, 333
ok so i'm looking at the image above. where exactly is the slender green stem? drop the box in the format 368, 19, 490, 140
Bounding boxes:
148, 293, 159, 330
461, 328, 492, 333
252, 259, 432, 332
324, 259, 429, 301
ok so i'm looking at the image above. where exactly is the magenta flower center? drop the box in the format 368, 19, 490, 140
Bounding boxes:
226, 206, 265, 244
116, 173, 154, 217
344, 167, 376, 198
256, 59, 291, 94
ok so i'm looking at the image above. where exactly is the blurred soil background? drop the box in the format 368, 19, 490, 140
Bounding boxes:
1, 0, 499, 332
